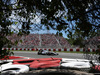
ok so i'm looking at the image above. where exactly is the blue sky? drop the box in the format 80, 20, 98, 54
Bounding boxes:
9, 0, 68, 38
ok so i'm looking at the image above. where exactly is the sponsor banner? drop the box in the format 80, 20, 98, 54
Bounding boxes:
50, 48, 53, 51
18, 48, 20, 50
61, 49, 64, 51
58, 49, 61, 51
73, 48, 76, 52
80, 49, 84, 52
67, 48, 70, 51
76, 48, 80, 52
14, 48, 16, 50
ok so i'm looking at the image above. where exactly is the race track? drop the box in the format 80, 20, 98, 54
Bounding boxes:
13, 51, 85, 59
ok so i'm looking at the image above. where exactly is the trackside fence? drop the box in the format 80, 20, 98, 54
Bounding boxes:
2, 48, 96, 52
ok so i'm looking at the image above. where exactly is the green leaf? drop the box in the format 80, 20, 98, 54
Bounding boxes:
20, 40, 22, 43
11, 31, 14, 34
64, 16, 67, 19
15, 22, 18, 25
15, 40, 18, 45
59, 33, 62, 36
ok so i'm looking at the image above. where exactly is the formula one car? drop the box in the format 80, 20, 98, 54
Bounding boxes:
37, 49, 58, 55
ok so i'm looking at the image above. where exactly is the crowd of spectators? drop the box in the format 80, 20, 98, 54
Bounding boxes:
20, 34, 40, 47
56, 36, 71, 48
6, 34, 71, 48
7, 34, 21, 44
84, 36, 100, 49
41, 34, 59, 47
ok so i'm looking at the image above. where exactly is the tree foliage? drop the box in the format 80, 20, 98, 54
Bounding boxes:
0, 0, 100, 58
67, 30, 85, 48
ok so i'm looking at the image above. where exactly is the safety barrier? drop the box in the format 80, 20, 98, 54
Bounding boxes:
2, 48, 96, 52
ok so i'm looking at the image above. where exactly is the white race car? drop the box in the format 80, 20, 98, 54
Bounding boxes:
37, 49, 58, 55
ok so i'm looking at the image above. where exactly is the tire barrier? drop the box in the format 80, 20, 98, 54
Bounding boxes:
0, 56, 100, 74
0, 56, 25, 60
61, 61, 90, 69
2, 48, 96, 52
61, 58, 91, 69
0, 62, 29, 74
62, 58, 90, 63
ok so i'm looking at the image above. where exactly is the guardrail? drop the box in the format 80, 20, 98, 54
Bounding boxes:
2, 48, 96, 52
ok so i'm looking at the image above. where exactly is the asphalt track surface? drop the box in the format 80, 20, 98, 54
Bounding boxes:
13, 51, 85, 59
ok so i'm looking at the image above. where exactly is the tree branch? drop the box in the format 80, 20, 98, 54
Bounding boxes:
92, 24, 100, 29
53, 17, 68, 25
69, 7, 100, 21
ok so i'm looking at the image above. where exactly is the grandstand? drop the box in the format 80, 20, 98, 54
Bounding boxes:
84, 36, 100, 49
6, 34, 71, 48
